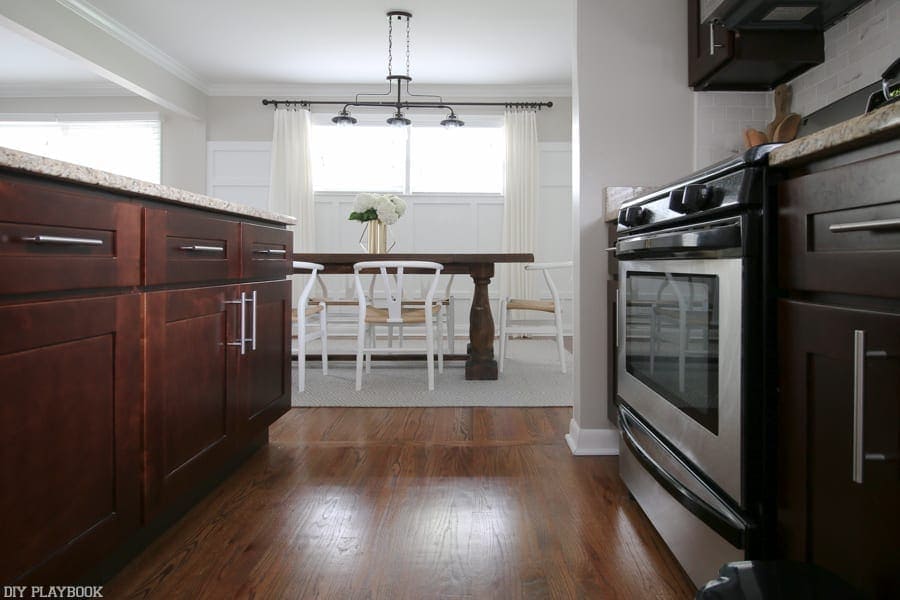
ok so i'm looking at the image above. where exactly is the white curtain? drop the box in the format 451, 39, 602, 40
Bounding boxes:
501, 108, 538, 303
269, 107, 315, 252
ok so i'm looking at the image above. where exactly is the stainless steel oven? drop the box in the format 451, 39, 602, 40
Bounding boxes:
614, 146, 779, 586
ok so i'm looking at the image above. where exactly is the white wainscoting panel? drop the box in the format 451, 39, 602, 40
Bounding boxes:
206, 142, 271, 210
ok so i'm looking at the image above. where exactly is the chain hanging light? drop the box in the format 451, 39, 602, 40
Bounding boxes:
263, 11, 553, 124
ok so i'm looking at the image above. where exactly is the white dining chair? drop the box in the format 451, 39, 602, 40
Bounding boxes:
292, 261, 328, 392
499, 261, 573, 374
353, 260, 444, 391
396, 274, 456, 353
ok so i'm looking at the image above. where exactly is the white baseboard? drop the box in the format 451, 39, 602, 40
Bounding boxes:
564, 418, 619, 455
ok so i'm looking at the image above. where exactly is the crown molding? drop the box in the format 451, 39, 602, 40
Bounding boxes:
55, 0, 209, 94
207, 82, 573, 99
0, 81, 135, 98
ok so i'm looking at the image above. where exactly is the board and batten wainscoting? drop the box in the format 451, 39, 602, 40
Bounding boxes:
207, 141, 574, 337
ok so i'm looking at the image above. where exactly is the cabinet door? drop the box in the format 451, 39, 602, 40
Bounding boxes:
0, 295, 141, 584
778, 300, 900, 597
237, 280, 291, 434
688, 0, 733, 87
145, 285, 241, 518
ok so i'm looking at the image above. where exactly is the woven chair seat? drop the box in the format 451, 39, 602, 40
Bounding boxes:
507, 299, 556, 313
365, 304, 441, 324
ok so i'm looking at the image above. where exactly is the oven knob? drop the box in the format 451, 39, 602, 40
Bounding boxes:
668, 189, 686, 213
621, 205, 649, 227
683, 184, 714, 213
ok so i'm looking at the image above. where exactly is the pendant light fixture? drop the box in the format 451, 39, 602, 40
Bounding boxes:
263, 11, 552, 126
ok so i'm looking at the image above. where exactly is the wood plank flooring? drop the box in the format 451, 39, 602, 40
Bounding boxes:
103, 407, 695, 599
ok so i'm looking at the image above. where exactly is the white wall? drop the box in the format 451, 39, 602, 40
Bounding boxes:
570, 0, 694, 453
693, 0, 899, 168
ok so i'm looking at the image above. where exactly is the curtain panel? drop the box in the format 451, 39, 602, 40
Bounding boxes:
501, 109, 538, 305
269, 107, 315, 252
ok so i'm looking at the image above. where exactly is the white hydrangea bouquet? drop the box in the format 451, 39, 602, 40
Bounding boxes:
348, 193, 407, 225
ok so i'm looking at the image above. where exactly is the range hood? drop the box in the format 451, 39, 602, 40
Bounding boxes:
701, 0, 869, 30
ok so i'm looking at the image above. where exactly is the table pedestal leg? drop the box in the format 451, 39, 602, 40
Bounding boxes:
466, 263, 498, 380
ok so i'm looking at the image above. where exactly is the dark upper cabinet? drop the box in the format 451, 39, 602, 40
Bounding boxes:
689, 0, 824, 91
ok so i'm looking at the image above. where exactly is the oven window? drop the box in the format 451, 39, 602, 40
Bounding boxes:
625, 271, 719, 434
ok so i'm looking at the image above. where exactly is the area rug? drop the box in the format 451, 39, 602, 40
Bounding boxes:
292, 338, 573, 407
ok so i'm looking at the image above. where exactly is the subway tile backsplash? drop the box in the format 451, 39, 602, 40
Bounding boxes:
694, 0, 899, 169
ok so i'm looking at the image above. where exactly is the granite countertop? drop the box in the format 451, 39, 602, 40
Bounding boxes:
0, 146, 295, 225
769, 101, 900, 167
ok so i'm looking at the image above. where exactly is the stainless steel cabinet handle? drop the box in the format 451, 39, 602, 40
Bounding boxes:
249, 290, 257, 351
829, 217, 900, 233
709, 22, 725, 56
253, 248, 287, 255
20, 235, 103, 246
178, 245, 225, 252
225, 293, 247, 355
852, 330, 865, 484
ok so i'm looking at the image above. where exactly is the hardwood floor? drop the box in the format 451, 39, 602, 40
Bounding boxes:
104, 407, 695, 599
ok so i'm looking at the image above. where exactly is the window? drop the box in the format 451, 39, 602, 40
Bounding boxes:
409, 126, 503, 194
0, 114, 161, 183
311, 115, 503, 194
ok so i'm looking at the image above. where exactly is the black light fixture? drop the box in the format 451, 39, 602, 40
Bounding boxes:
263, 11, 553, 123
331, 108, 358, 126
440, 112, 465, 128
386, 110, 412, 127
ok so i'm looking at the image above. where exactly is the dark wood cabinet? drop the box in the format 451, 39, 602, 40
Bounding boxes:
778, 146, 900, 299
775, 139, 900, 598
145, 279, 291, 517
688, 0, 823, 91
237, 280, 292, 434
0, 168, 293, 586
0, 174, 141, 297
0, 295, 142, 584
144, 284, 239, 517
144, 207, 241, 286
777, 300, 900, 598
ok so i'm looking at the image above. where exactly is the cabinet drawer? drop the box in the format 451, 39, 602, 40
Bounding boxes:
241, 223, 292, 279
144, 207, 241, 285
778, 148, 900, 298
0, 174, 141, 296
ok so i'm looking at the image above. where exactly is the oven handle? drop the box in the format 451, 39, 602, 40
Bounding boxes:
619, 405, 751, 549
616, 221, 742, 258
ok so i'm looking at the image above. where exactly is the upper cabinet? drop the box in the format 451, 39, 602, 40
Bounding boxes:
688, 0, 825, 91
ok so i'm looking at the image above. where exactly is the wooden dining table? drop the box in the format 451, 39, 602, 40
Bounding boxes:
292, 252, 534, 380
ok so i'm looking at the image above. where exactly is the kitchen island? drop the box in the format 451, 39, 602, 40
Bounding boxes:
0, 147, 295, 586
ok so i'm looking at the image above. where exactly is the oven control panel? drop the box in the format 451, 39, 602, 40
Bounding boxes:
618, 169, 755, 234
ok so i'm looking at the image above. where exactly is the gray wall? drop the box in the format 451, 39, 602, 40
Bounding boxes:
571, 0, 694, 442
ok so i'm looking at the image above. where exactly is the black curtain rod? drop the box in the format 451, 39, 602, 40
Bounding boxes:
261, 99, 553, 109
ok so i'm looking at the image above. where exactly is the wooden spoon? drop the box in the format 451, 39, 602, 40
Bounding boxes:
767, 84, 792, 141
773, 113, 801, 143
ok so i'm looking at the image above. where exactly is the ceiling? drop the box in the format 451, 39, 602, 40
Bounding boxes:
0, 0, 574, 94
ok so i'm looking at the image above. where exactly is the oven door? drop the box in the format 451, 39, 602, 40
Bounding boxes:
617, 224, 743, 504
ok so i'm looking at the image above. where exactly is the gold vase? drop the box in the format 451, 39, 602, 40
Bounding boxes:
365, 220, 388, 253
